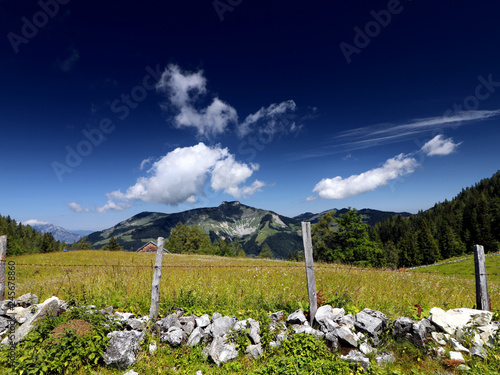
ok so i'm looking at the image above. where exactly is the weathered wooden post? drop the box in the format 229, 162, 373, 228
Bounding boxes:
0, 236, 6, 301
474, 244, 490, 311
302, 222, 317, 325
149, 237, 164, 320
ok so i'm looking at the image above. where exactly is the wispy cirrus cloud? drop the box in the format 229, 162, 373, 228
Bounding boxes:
293, 109, 500, 159
335, 110, 500, 151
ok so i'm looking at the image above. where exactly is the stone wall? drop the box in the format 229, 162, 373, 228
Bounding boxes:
1, 294, 499, 374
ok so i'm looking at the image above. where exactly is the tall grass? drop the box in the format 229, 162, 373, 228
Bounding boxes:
8, 251, 500, 319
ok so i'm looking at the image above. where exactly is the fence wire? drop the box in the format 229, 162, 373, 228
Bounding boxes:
11, 262, 500, 277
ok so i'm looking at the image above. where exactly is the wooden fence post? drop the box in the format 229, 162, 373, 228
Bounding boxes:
0, 236, 6, 302
149, 237, 165, 320
474, 244, 490, 311
302, 222, 317, 326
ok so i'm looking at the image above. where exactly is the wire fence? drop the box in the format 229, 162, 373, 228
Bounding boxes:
11, 262, 500, 277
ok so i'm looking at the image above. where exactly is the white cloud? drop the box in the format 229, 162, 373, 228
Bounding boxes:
140, 157, 153, 170
68, 202, 91, 213
23, 219, 50, 226
421, 135, 462, 156
238, 100, 298, 138
97, 142, 264, 212
156, 64, 238, 138
96, 200, 132, 213
293, 109, 500, 160
312, 153, 419, 199
156, 64, 299, 140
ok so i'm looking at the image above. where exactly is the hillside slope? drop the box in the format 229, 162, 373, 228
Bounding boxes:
87, 201, 302, 258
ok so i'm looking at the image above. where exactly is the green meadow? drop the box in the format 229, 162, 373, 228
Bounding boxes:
8, 250, 500, 320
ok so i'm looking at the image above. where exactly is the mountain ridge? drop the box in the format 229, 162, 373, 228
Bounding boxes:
87, 201, 411, 258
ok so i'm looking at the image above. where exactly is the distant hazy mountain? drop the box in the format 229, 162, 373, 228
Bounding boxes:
294, 208, 412, 226
25, 223, 82, 244
87, 201, 412, 259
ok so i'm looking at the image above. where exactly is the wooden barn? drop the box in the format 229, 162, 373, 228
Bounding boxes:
136, 241, 169, 254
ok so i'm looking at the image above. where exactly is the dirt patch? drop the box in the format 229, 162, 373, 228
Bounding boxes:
50, 319, 92, 344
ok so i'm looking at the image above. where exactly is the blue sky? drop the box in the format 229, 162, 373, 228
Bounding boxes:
1, 0, 500, 231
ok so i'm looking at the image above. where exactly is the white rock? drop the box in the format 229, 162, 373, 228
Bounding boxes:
450, 338, 469, 353
359, 342, 377, 355
149, 341, 157, 353
449, 351, 465, 363
431, 332, 446, 345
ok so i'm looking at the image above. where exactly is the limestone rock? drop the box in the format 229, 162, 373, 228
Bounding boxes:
162, 326, 185, 346
359, 342, 377, 355
103, 330, 144, 367
287, 309, 307, 325
123, 370, 139, 375
340, 350, 370, 371
354, 309, 388, 346
15, 293, 39, 308
448, 351, 465, 363
6, 296, 63, 345
429, 307, 493, 335
332, 325, 358, 347
195, 314, 210, 329
431, 331, 447, 345
207, 335, 238, 366
292, 324, 324, 339
375, 352, 395, 365
182, 321, 195, 336
126, 318, 143, 331
212, 316, 236, 337
450, 337, 469, 353
470, 344, 487, 359
324, 332, 339, 351
246, 343, 263, 359
187, 327, 204, 347
156, 313, 181, 331
314, 305, 344, 327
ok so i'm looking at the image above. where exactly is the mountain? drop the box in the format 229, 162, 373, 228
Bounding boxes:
87, 201, 303, 259
25, 223, 81, 244
87, 202, 416, 259
294, 208, 412, 226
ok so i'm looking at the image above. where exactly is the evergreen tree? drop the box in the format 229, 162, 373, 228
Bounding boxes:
103, 237, 122, 251
76, 236, 92, 250
417, 219, 440, 264
165, 222, 215, 254
258, 243, 274, 259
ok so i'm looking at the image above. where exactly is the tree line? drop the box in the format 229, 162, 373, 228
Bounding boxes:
311, 170, 500, 268
0, 215, 63, 255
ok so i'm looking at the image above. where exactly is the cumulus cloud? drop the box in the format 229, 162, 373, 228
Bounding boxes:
421, 135, 462, 156
311, 154, 419, 200
68, 202, 91, 213
23, 219, 50, 226
238, 100, 299, 138
97, 143, 264, 212
156, 64, 238, 138
156, 64, 299, 139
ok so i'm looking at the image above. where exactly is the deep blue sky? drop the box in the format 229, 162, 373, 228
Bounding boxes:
1, 0, 500, 231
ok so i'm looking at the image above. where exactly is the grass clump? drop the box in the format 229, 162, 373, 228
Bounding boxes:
0, 304, 120, 374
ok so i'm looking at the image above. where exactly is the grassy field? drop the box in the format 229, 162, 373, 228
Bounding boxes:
4, 251, 500, 374
8, 250, 500, 319
413, 253, 500, 284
